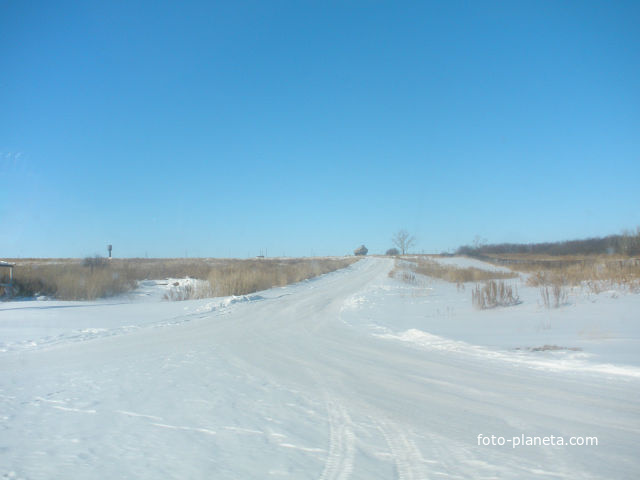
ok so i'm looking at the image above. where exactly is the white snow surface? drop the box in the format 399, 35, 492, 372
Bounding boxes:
1, 257, 639, 479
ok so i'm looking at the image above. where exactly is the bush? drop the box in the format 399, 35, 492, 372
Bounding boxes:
388, 267, 416, 284
386, 248, 400, 256
472, 280, 520, 309
540, 284, 568, 309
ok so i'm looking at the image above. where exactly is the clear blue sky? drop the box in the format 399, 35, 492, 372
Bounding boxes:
1, 1, 639, 258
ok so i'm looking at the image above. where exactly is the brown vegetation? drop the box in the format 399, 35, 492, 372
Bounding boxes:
539, 284, 568, 309
409, 258, 518, 283
472, 251, 640, 301
206, 258, 355, 297
0, 257, 357, 301
388, 266, 417, 284
515, 258, 640, 294
1, 261, 135, 300
471, 280, 520, 309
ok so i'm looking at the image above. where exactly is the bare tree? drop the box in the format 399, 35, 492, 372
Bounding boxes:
392, 229, 415, 255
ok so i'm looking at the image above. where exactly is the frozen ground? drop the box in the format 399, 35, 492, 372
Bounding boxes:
1, 257, 638, 479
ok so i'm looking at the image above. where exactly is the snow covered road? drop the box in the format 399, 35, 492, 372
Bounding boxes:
1, 257, 639, 479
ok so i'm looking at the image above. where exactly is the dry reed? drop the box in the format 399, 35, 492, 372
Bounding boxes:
521, 258, 640, 293
410, 258, 518, 283
1, 257, 357, 300
471, 280, 520, 309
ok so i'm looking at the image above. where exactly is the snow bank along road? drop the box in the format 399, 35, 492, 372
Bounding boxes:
1, 257, 639, 479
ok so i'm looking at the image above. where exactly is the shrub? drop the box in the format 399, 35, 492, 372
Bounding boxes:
388, 267, 416, 284
540, 284, 568, 309
472, 280, 520, 309
386, 248, 400, 256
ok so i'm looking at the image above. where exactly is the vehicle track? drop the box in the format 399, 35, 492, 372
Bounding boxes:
376, 417, 429, 480
319, 396, 356, 480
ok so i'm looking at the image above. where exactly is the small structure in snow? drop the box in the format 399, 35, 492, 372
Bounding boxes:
354, 245, 368, 256
0, 261, 15, 297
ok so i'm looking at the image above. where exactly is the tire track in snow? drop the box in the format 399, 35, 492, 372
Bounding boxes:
376, 418, 429, 480
319, 397, 356, 480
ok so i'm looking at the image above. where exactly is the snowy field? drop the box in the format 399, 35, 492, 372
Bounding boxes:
1, 257, 639, 479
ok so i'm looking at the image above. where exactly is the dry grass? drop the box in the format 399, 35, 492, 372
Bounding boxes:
1, 262, 136, 300
540, 284, 568, 309
388, 266, 417, 284
206, 258, 356, 297
517, 257, 640, 293
0, 257, 357, 300
409, 258, 518, 283
477, 252, 640, 300
471, 280, 520, 309
389, 259, 519, 308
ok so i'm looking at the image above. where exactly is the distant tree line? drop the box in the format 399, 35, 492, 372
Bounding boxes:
457, 228, 640, 257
